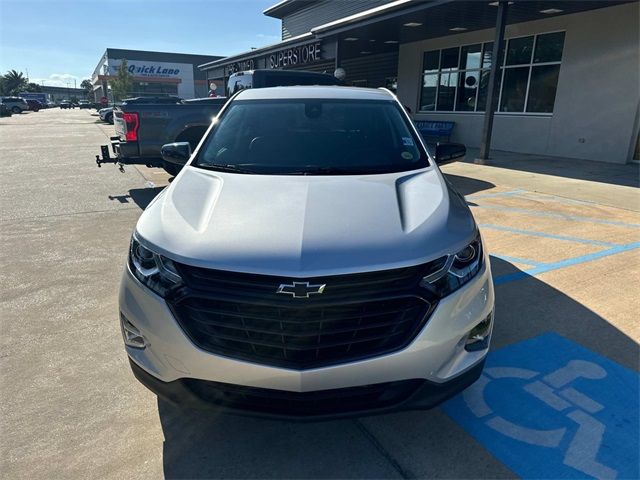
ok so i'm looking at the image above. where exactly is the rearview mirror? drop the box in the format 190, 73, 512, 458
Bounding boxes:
161, 142, 192, 165
435, 142, 466, 166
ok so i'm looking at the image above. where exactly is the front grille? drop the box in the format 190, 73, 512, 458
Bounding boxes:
169, 262, 441, 369
176, 262, 436, 301
183, 377, 424, 417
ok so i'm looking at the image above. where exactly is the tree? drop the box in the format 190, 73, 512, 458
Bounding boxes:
23, 82, 42, 93
0, 70, 28, 95
80, 79, 92, 99
108, 59, 133, 101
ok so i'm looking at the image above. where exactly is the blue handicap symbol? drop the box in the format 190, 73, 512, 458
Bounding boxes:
442, 333, 639, 479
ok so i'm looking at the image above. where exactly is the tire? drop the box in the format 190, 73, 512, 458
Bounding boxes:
105, 112, 113, 124
11, 106, 20, 114
162, 163, 182, 176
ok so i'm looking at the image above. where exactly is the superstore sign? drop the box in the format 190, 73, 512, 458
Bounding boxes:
226, 41, 324, 74
268, 42, 322, 68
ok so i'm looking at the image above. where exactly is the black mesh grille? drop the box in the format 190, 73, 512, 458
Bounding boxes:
183, 377, 424, 416
168, 262, 441, 369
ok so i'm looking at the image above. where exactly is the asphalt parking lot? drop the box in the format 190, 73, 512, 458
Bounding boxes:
1, 108, 638, 479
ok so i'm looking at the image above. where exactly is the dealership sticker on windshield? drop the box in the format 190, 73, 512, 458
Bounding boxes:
402, 137, 414, 146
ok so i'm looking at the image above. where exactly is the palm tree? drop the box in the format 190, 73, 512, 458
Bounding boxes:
1, 70, 28, 95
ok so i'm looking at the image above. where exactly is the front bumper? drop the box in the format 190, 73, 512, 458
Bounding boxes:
120, 257, 494, 417
130, 356, 485, 420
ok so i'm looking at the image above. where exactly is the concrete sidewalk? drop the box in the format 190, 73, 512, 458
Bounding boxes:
446, 148, 640, 211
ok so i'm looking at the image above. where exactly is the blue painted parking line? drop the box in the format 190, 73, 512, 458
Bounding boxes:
490, 254, 546, 267
470, 204, 640, 229
480, 224, 620, 247
516, 192, 605, 208
468, 188, 606, 209
493, 242, 640, 286
443, 333, 639, 479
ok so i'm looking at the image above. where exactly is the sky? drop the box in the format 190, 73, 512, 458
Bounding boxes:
0, 0, 281, 87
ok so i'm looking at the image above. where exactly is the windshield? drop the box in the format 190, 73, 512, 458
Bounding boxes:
193, 99, 430, 175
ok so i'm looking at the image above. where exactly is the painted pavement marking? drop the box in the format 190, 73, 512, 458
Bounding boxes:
480, 224, 620, 247
493, 242, 640, 285
442, 334, 639, 479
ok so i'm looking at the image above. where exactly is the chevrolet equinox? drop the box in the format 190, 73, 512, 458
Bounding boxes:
119, 86, 494, 419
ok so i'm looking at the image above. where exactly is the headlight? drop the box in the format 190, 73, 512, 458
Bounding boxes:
129, 234, 183, 297
419, 233, 483, 298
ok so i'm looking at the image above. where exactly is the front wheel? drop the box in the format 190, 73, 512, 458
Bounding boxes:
105, 112, 113, 124
11, 106, 20, 114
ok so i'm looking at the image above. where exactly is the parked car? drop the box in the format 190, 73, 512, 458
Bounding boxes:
78, 100, 92, 109
59, 100, 75, 109
98, 107, 114, 123
227, 69, 342, 95
24, 99, 43, 112
119, 86, 491, 419
0, 102, 12, 117
46, 101, 57, 108
1, 96, 29, 114
95, 97, 227, 175
18, 92, 48, 106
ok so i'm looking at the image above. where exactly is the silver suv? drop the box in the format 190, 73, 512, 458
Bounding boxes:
120, 86, 494, 419
1, 96, 29, 114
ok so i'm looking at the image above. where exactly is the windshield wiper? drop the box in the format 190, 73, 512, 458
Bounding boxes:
197, 164, 257, 174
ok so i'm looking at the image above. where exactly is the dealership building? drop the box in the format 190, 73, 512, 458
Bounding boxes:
91, 48, 222, 101
199, 0, 639, 164
35, 85, 86, 102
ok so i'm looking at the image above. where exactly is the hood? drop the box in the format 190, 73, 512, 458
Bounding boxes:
136, 166, 476, 276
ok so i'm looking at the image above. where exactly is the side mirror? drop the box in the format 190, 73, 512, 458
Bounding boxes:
161, 142, 192, 165
435, 142, 466, 166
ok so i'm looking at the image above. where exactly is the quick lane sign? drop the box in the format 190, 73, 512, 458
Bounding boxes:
127, 64, 180, 77
443, 333, 639, 479
107, 60, 189, 79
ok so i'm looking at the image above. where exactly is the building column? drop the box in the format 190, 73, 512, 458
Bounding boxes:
478, 1, 509, 161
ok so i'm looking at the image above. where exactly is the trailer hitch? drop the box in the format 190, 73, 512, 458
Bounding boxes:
96, 145, 125, 172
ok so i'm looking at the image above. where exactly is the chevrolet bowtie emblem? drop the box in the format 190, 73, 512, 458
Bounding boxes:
277, 281, 326, 298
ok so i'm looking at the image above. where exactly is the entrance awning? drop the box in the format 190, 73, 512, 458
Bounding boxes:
201, 0, 631, 71
310, 0, 631, 59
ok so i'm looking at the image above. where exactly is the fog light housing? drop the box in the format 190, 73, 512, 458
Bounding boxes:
465, 313, 492, 352
120, 313, 146, 349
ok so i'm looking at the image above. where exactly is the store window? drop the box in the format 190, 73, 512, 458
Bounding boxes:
419, 31, 564, 114
130, 81, 178, 97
